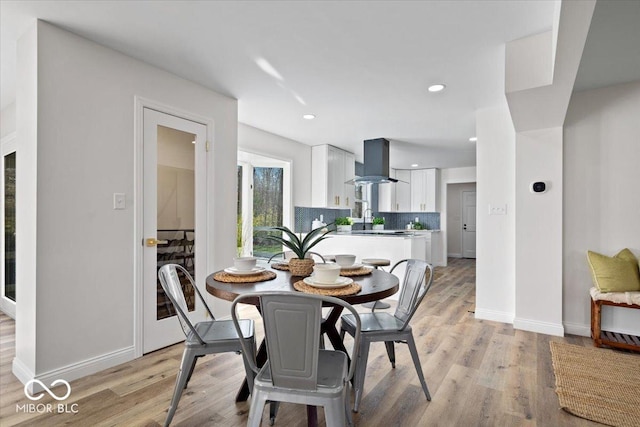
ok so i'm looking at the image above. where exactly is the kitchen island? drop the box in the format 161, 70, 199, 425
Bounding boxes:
313, 230, 441, 300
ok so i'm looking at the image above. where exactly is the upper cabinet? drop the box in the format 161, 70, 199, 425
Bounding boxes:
377, 168, 411, 212
394, 169, 412, 211
378, 168, 396, 211
410, 168, 440, 212
311, 145, 356, 209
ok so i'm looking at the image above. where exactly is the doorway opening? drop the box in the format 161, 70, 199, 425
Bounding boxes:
446, 182, 477, 259
237, 151, 291, 259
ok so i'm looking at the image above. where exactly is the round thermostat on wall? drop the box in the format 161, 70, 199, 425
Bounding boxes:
530, 181, 547, 193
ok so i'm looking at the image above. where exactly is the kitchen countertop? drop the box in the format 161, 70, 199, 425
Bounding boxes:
331, 229, 440, 237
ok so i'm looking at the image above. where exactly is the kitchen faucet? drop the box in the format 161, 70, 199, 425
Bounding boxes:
363, 208, 373, 230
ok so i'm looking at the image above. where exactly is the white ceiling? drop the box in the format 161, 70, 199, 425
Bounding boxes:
2, 1, 629, 170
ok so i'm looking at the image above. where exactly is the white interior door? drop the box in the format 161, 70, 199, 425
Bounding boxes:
462, 191, 476, 259
143, 108, 207, 353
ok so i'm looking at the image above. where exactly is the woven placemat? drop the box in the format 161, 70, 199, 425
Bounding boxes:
271, 263, 289, 271
293, 280, 361, 296
213, 270, 277, 283
340, 267, 373, 277
550, 341, 640, 427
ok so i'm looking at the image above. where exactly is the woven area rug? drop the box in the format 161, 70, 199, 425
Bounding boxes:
550, 341, 640, 427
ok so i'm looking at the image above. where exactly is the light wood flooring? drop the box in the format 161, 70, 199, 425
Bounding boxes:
0, 258, 601, 426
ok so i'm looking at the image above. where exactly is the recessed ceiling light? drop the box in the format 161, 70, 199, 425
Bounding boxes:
303, 114, 316, 120
428, 84, 446, 92
469, 136, 477, 142
192, 140, 196, 144
411, 163, 419, 168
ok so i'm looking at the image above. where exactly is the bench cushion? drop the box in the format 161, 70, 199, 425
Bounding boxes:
590, 287, 640, 306
587, 248, 640, 292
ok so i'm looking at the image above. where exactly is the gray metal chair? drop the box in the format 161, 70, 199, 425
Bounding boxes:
340, 259, 434, 412
231, 291, 361, 427
158, 264, 256, 427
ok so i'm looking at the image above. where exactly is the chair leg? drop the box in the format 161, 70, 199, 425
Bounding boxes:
406, 334, 431, 401
242, 340, 256, 395
384, 341, 396, 368
247, 390, 267, 427
165, 349, 196, 427
184, 355, 200, 388
268, 401, 280, 426
324, 395, 346, 427
344, 381, 353, 427
353, 339, 370, 412
339, 326, 346, 341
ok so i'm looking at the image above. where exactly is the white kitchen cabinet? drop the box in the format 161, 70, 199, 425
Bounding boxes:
394, 169, 411, 211
311, 145, 356, 209
378, 168, 396, 211
410, 168, 439, 212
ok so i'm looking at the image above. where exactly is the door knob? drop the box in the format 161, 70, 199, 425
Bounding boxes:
145, 238, 168, 247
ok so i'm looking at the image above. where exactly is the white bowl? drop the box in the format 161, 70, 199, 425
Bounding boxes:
313, 264, 341, 284
334, 254, 356, 268
233, 256, 257, 271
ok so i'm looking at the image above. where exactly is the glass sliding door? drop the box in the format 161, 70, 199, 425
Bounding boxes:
252, 167, 283, 258
237, 151, 291, 259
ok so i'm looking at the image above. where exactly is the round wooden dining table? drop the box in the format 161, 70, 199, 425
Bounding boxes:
205, 266, 399, 406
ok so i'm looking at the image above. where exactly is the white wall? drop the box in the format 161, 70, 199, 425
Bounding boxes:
14, 21, 238, 384
446, 182, 477, 257
514, 127, 564, 336
439, 166, 476, 265
475, 103, 516, 324
563, 80, 640, 336
238, 123, 312, 207
1, 102, 16, 138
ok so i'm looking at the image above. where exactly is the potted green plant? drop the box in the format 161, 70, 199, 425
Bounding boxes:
266, 224, 332, 276
335, 217, 353, 232
372, 217, 385, 230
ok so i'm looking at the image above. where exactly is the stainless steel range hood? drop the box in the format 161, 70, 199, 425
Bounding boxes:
352, 138, 397, 184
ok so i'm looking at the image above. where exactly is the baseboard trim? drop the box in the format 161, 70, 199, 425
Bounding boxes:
12, 357, 35, 387
448, 253, 462, 258
13, 346, 135, 393
563, 322, 590, 337
474, 308, 514, 325
514, 317, 564, 337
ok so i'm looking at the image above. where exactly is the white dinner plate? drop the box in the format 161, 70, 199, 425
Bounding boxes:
339, 263, 363, 270
303, 276, 353, 289
224, 266, 265, 276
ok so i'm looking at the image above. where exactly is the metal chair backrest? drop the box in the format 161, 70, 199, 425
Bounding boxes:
390, 259, 434, 330
157, 264, 215, 345
261, 293, 322, 390
231, 291, 361, 387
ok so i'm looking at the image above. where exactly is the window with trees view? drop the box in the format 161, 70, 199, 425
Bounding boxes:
252, 167, 283, 257
237, 160, 285, 258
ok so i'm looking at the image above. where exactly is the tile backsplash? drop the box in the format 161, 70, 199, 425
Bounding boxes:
294, 207, 351, 233
294, 206, 440, 232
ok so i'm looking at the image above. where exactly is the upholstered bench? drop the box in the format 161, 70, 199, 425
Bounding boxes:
590, 287, 640, 352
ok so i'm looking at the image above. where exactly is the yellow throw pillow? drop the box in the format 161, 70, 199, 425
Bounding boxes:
587, 248, 640, 293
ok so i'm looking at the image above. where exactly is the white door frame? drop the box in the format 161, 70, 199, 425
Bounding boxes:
1, 133, 17, 318
133, 97, 214, 358
238, 161, 253, 256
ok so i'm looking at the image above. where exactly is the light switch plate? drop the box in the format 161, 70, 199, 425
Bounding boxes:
489, 204, 507, 215
113, 193, 126, 210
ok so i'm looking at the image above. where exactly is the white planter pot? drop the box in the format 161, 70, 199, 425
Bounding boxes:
337, 225, 352, 233
372, 224, 384, 230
